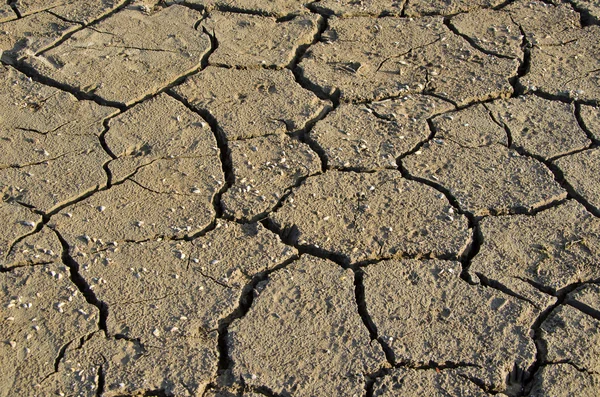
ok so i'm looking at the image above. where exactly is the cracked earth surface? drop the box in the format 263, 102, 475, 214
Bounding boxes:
1, 0, 600, 396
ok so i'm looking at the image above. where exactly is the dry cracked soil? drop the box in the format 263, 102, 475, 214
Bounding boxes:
1, 0, 600, 396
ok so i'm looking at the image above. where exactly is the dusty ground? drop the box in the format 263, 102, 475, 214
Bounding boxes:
1, 0, 600, 396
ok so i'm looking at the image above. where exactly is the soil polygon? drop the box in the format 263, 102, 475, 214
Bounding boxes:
22, 5, 212, 105
299, 16, 518, 105
228, 255, 386, 396
173, 66, 331, 140
363, 259, 538, 391
271, 170, 470, 264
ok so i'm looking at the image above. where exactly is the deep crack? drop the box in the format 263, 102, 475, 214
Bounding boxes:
6, 0, 21, 18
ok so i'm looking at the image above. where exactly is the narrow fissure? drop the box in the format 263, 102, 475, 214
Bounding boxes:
400, 0, 410, 17
395, 118, 441, 163
95, 364, 105, 397
34, 0, 134, 56
397, 158, 484, 283
293, 106, 335, 173
485, 104, 513, 147
166, 90, 234, 221
475, 273, 542, 309
212, 4, 286, 18
2, 62, 126, 110
567, 290, 600, 322
530, 89, 599, 106
247, 385, 283, 397
241, 172, 320, 224
363, 367, 391, 397
354, 269, 396, 366
568, 299, 600, 321
53, 339, 74, 372
260, 217, 351, 266
510, 144, 600, 218
509, 17, 531, 98
45, 185, 102, 217
574, 102, 600, 147
215, 254, 299, 381
444, 17, 515, 60
459, 223, 482, 284
542, 360, 599, 375
518, 280, 591, 395
458, 374, 503, 395
565, 0, 600, 27
287, 13, 339, 173
493, 116, 599, 216
547, 146, 596, 163
45, 9, 86, 25
3, 216, 46, 269
53, 229, 109, 332
200, 25, 219, 69
397, 161, 470, 223
291, 53, 340, 103
98, 116, 121, 188
288, 14, 327, 70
